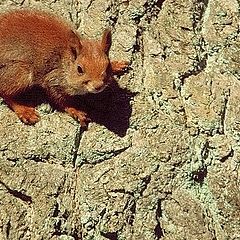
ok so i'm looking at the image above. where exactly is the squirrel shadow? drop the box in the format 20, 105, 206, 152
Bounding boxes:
75, 81, 136, 137
17, 81, 136, 137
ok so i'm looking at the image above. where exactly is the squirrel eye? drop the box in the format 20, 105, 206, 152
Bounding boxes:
77, 65, 84, 75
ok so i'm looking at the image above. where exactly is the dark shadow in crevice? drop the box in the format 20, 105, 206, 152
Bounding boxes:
0, 180, 32, 204
100, 232, 118, 240
191, 167, 207, 184
156, 0, 165, 10
155, 199, 164, 239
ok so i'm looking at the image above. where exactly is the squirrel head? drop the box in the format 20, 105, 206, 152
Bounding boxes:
65, 29, 112, 95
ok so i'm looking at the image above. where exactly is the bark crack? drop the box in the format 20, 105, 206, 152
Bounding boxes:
155, 199, 164, 239
100, 232, 118, 240
219, 89, 230, 134
0, 180, 32, 204
72, 126, 86, 168
139, 175, 151, 196
86, 0, 95, 11
174, 0, 209, 93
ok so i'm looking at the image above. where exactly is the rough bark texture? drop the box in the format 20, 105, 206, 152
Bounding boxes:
0, 0, 239, 239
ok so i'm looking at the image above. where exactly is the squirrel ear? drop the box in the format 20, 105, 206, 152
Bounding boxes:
70, 46, 78, 60
69, 30, 82, 60
101, 29, 112, 53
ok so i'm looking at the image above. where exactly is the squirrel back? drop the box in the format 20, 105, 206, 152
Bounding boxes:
0, 10, 72, 65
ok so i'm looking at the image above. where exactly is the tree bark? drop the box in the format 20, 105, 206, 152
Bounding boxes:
0, 0, 239, 239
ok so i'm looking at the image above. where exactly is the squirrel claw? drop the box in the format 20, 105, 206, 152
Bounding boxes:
17, 108, 40, 125
78, 114, 91, 128
65, 107, 91, 128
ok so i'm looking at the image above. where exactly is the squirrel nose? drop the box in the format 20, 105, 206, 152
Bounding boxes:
95, 85, 103, 91
93, 81, 105, 91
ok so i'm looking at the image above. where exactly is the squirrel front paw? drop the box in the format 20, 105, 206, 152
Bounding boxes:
110, 61, 129, 74
16, 107, 40, 125
65, 107, 91, 128
5, 98, 40, 125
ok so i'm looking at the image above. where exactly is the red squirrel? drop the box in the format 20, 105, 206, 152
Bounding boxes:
0, 9, 128, 127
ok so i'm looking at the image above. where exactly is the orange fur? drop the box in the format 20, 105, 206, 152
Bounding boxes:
0, 9, 128, 126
